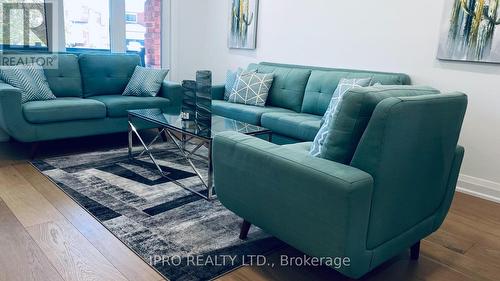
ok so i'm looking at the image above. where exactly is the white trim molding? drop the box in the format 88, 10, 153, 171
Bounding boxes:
162, 0, 172, 75
457, 174, 500, 204
110, 0, 126, 53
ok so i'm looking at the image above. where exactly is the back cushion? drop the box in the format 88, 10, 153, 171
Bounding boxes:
79, 54, 140, 97
44, 54, 83, 97
320, 85, 440, 164
303, 70, 411, 116
248, 64, 311, 112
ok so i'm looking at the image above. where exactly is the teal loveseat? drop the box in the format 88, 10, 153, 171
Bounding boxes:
0, 53, 182, 143
213, 85, 467, 279
212, 62, 411, 144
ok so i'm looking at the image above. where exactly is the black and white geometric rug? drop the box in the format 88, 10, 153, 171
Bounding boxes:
31, 143, 284, 281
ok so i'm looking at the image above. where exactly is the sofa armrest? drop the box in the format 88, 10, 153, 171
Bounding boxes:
0, 83, 35, 141
213, 131, 374, 277
159, 81, 183, 113
212, 84, 225, 100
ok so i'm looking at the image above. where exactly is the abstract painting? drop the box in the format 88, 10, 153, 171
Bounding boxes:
438, 0, 500, 63
228, 0, 259, 49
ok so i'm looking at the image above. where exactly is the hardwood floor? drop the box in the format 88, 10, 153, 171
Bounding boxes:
1, 137, 499, 281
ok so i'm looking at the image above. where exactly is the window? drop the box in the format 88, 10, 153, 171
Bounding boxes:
63, 0, 110, 50
125, 0, 161, 68
125, 13, 137, 23
0, 0, 48, 49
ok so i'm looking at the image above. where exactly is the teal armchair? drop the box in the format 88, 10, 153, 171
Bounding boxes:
213, 93, 467, 279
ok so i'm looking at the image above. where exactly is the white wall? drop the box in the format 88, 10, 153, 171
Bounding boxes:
170, 0, 500, 201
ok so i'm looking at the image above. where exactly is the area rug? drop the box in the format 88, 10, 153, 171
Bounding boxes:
31, 142, 284, 281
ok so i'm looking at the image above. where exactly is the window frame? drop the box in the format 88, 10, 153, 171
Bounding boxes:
62, 0, 112, 51
1, 0, 170, 70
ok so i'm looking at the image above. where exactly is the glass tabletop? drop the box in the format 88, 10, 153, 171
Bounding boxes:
128, 108, 271, 139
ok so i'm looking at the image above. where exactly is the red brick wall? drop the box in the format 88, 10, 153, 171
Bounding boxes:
144, 0, 161, 68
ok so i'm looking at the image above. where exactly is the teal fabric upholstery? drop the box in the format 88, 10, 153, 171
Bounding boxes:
350, 93, 467, 250
44, 54, 83, 97
89, 95, 171, 118
0, 83, 159, 142
302, 69, 410, 116
213, 93, 467, 279
79, 54, 140, 97
321, 85, 440, 164
220, 62, 411, 143
268, 133, 301, 145
282, 141, 312, 153
247, 63, 311, 112
214, 132, 374, 278
212, 100, 294, 125
212, 84, 226, 100
23, 98, 106, 124
0, 53, 181, 143
261, 112, 321, 141
159, 81, 183, 114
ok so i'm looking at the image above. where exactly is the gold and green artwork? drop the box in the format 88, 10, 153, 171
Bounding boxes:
228, 0, 259, 49
438, 0, 500, 62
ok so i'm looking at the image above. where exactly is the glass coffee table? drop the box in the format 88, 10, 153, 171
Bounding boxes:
127, 108, 272, 200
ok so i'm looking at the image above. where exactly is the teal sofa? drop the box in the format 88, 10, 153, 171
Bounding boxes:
212, 62, 411, 144
213, 83, 467, 279
0, 53, 182, 143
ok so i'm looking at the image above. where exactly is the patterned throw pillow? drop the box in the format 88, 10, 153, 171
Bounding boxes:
0, 64, 56, 104
122, 66, 169, 97
310, 77, 372, 157
228, 71, 274, 107
224, 68, 243, 101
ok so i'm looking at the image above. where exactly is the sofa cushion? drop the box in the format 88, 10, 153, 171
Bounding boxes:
261, 112, 321, 141
247, 64, 311, 112
212, 100, 294, 125
321, 85, 441, 164
79, 54, 140, 97
302, 70, 411, 116
23, 98, 106, 124
89, 95, 171, 118
282, 142, 312, 154
44, 54, 83, 97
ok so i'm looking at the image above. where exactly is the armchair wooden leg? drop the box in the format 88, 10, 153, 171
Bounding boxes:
410, 241, 420, 260
239, 220, 251, 240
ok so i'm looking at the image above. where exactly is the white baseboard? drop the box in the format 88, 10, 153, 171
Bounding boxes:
456, 174, 500, 204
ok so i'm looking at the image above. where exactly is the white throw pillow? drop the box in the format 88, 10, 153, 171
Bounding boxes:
228, 71, 274, 107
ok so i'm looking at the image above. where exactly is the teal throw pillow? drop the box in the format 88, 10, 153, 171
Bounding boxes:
122, 66, 169, 97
